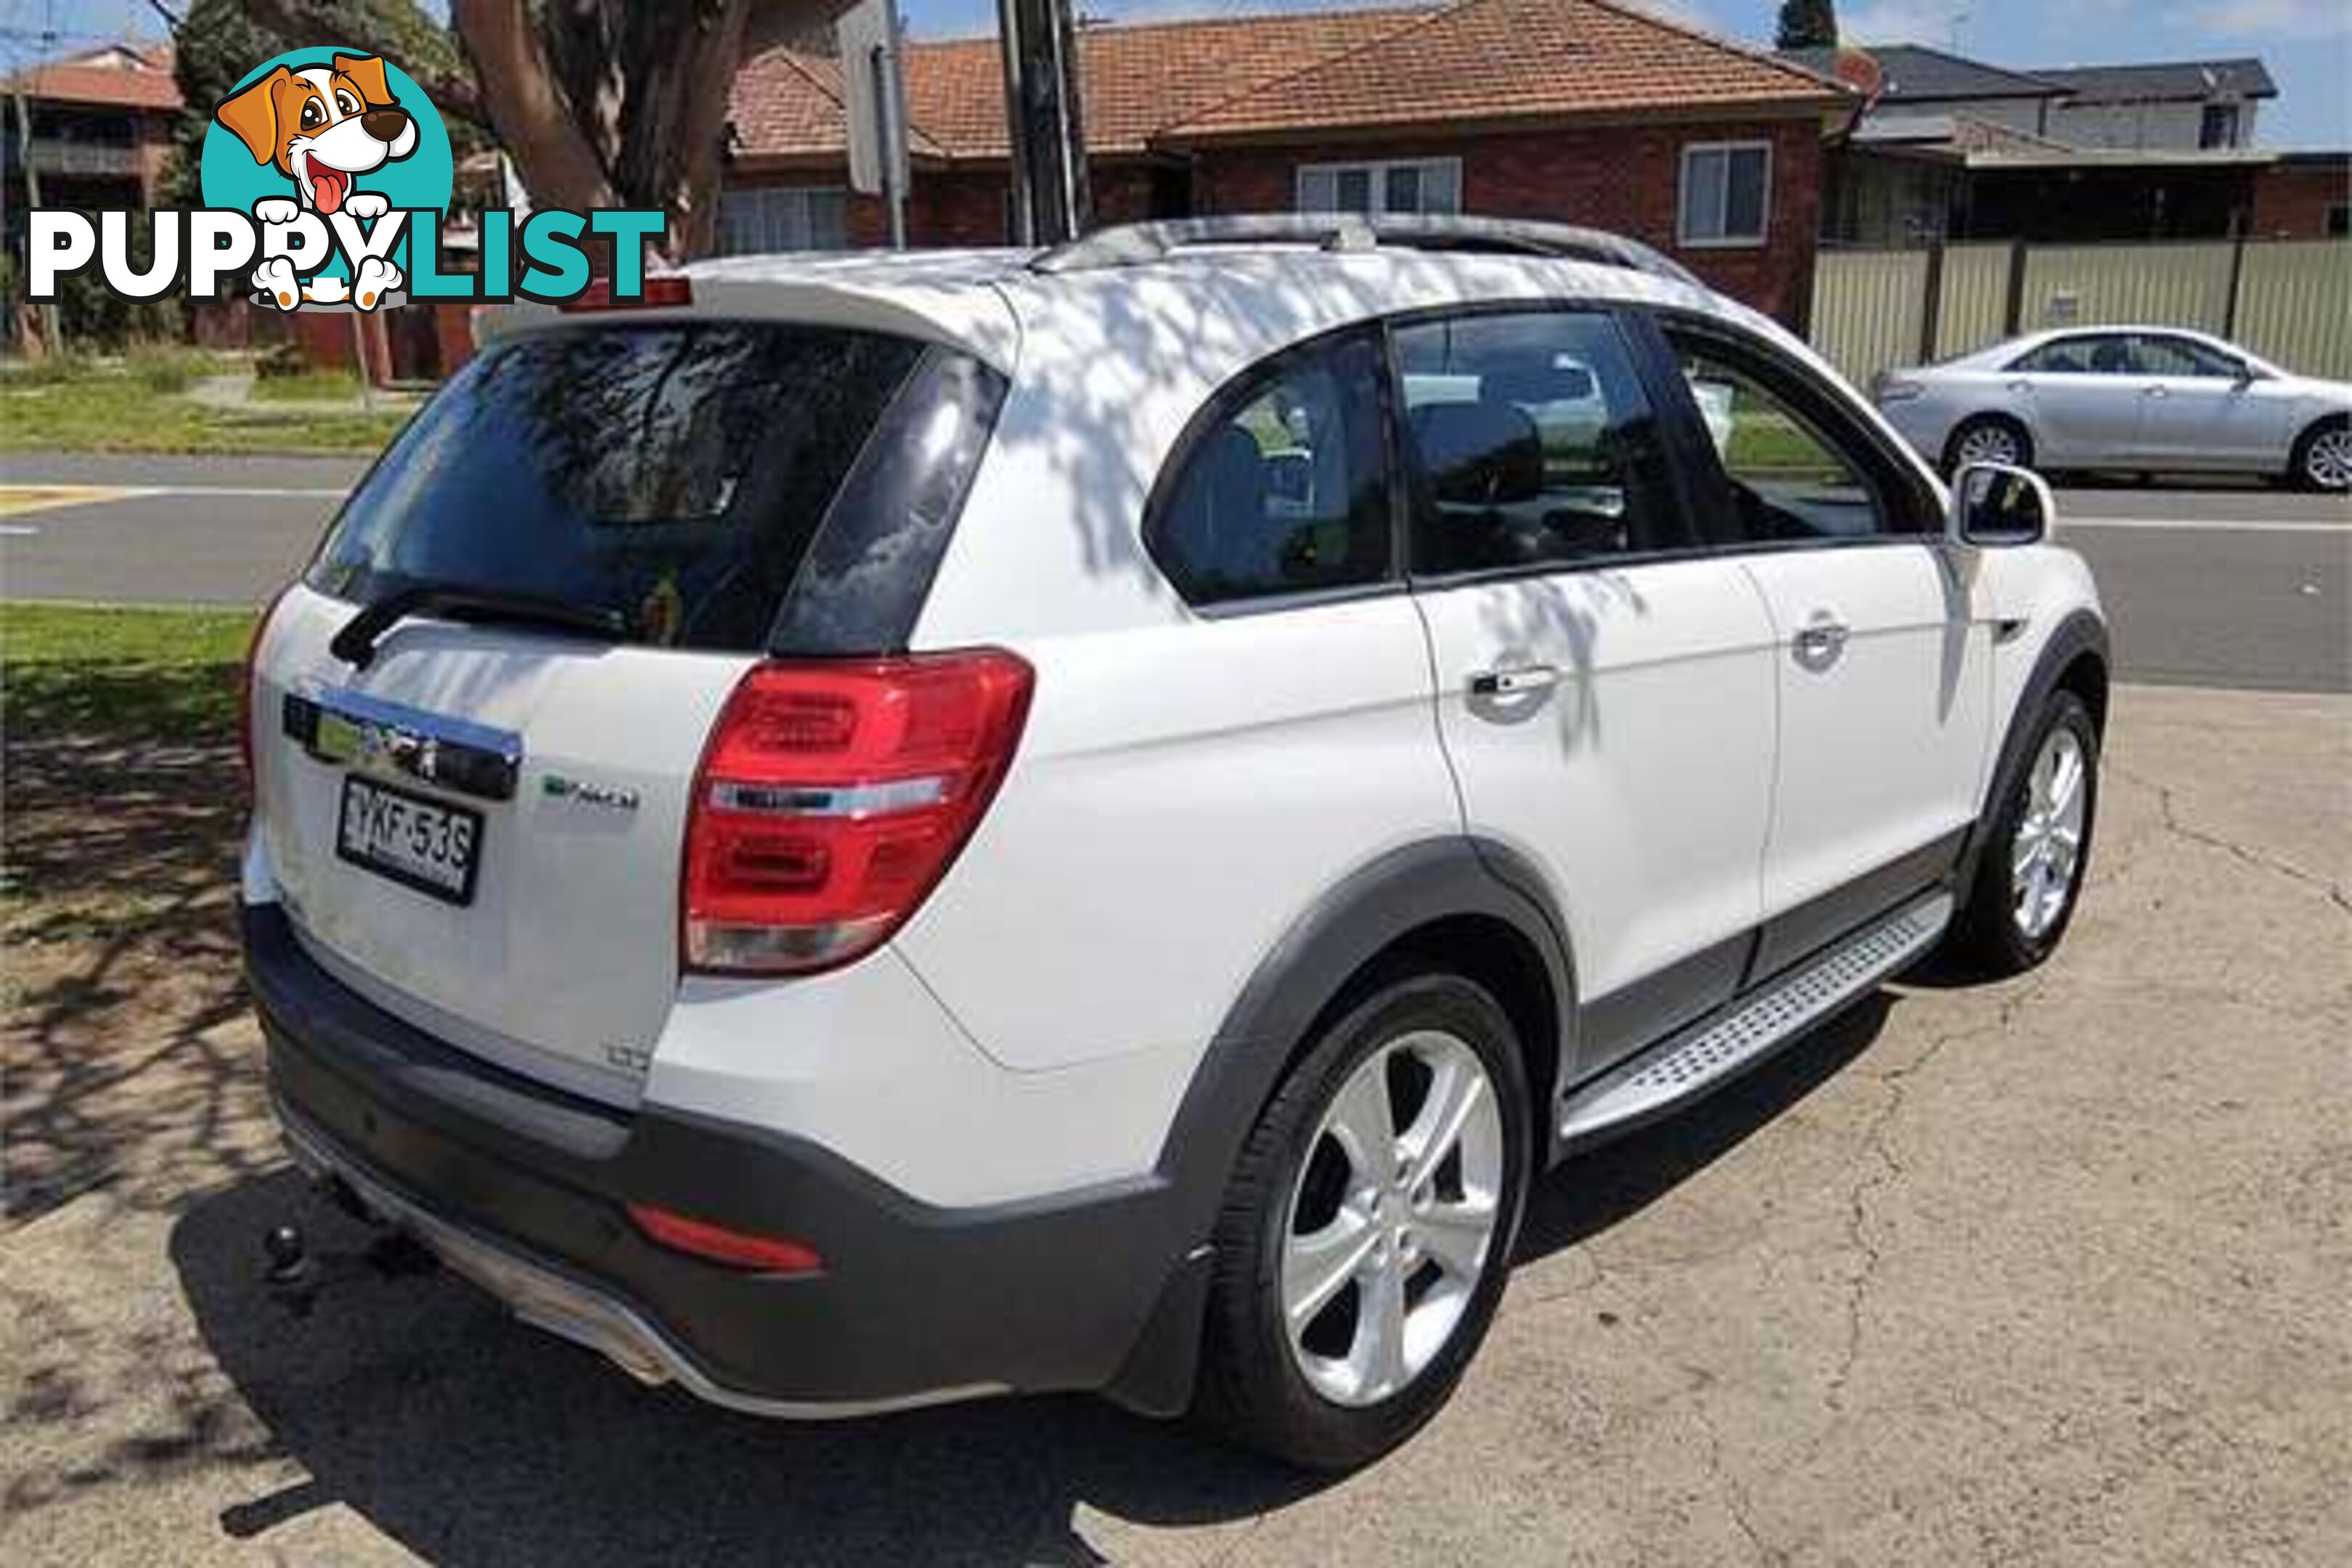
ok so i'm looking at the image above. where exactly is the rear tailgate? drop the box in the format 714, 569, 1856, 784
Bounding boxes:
254, 591, 747, 1105
245, 311, 1008, 1105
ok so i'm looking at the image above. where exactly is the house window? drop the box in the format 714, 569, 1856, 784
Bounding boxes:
718, 187, 849, 254
1678, 142, 1771, 248
2328, 204, 2351, 239
1297, 158, 1462, 217
2199, 103, 2241, 150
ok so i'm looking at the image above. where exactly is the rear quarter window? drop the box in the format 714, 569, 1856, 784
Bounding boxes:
309, 322, 1000, 654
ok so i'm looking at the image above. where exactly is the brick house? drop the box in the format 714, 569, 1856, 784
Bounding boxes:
2, 44, 181, 347
726, 0, 1853, 322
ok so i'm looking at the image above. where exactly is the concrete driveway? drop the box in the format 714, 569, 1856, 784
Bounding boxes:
4, 682, 2346, 1566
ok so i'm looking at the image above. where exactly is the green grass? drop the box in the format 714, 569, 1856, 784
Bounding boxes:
1, 603, 257, 740
248, 369, 368, 404
123, 345, 226, 396
0, 370, 407, 455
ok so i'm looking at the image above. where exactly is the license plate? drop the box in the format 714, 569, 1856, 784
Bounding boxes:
337, 775, 483, 905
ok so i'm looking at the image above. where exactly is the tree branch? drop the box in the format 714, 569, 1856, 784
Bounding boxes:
449, 0, 621, 216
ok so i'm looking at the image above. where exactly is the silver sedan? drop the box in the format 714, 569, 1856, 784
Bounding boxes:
1874, 327, 2352, 491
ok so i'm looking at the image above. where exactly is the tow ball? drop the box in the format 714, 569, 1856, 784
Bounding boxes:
260, 1182, 439, 1318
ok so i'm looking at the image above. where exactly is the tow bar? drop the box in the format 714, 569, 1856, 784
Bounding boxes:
260, 1176, 438, 1318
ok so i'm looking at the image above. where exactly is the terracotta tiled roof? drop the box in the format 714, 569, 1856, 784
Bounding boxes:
733, 1, 1832, 163
730, 44, 952, 161
904, 6, 1431, 157
1166, 0, 1846, 139
4, 45, 181, 111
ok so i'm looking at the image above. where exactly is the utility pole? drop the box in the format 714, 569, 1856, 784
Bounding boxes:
997, 0, 1089, 245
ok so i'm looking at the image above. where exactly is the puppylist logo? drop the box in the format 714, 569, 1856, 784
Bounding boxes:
25, 47, 666, 313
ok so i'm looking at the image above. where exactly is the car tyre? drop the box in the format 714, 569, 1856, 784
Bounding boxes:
1948, 690, 2099, 976
1193, 972, 1531, 1471
2290, 416, 2351, 493
1944, 415, 2034, 475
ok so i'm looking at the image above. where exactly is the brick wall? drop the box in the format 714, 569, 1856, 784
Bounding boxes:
1191, 118, 1825, 324
726, 118, 1824, 322
819, 160, 1171, 248
2248, 158, 2351, 240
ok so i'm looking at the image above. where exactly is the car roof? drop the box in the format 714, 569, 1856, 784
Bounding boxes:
483, 237, 1762, 389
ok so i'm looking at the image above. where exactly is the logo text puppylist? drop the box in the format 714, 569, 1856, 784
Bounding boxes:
23, 47, 665, 314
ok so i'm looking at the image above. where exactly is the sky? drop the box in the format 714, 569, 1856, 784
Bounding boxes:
16, 0, 2350, 147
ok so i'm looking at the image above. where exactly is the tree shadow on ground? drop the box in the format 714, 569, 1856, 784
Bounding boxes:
137, 996, 1893, 1568
2, 726, 275, 1225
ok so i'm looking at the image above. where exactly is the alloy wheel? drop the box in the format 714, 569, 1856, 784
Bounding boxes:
2012, 727, 2088, 939
1956, 422, 2022, 467
1281, 1030, 1504, 1408
2305, 427, 2352, 491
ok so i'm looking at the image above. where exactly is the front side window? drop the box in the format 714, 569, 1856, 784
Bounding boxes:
1678, 142, 1771, 247
1669, 329, 1916, 545
1393, 311, 1681, 575
2011, 335, 2134, 375
1148, 331, 1393, 608
2131, 334, 2245, 379
1298, 158, 1463, 217
2200, 102, 2240, 149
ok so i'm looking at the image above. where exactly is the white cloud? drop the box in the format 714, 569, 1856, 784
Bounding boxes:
1840, 0, 1976, 47
2172, 0, 2345, 38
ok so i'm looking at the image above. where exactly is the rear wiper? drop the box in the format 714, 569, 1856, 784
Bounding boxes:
330, 584, 630, 669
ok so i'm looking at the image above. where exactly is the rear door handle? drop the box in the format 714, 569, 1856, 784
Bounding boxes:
1469, 665, 1560, 698
2145, 385, 2170, 400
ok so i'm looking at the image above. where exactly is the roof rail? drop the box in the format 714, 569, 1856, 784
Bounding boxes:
1029, 213, 1699, 287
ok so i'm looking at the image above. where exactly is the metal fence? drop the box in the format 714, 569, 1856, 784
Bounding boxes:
1810, 238, 2352, 386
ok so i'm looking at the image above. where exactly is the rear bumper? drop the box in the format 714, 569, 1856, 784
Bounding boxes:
243, 901, 1199, 1416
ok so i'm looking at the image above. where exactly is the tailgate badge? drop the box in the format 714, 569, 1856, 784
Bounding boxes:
542, 774, 640, 814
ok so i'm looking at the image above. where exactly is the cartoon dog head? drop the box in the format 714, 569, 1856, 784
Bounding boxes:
213, 55, 417, 217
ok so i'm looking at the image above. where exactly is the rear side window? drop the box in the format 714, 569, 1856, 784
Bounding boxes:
2011, 335, 2131, 375
1146, 330, 1393, 608
308, 323, 997, 654
1392, 310, 1681, 574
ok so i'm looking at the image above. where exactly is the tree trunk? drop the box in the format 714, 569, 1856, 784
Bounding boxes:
452, 0, 859, 264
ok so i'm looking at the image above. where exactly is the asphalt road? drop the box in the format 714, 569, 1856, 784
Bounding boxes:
2, 452, 2345, 692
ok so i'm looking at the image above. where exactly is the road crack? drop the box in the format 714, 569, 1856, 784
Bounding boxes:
2112, 764, 2351, 920
1825, 980, 2049, 1411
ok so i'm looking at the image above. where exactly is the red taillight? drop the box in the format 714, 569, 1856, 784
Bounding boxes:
560, 275, 694, 312
240, 584, 292, 788
682, 650, 1034, 975
626, 1203, 822, 1275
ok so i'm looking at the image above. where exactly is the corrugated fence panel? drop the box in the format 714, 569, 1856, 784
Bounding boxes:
1933, 243, 2013, 360
2016, 242, 2234, 335
2234, 240, 2352, 380
1809, 249, 1927, 386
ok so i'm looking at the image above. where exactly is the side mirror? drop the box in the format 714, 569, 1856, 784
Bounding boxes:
1948, 461, 2054, 547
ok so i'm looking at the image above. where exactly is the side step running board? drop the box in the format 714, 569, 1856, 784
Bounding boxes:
1556, 891, 1954, 1151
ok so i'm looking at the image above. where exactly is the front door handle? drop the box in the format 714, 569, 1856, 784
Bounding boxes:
1792, 617, 1850, 669
1469, 664, 1560, 698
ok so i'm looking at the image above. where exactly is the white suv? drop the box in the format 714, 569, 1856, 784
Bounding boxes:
242, 216, 2108, 1471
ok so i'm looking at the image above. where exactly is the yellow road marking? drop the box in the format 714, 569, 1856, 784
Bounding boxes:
0, 485, 151, 518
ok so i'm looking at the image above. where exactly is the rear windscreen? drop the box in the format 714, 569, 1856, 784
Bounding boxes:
306, 322, 991, 653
